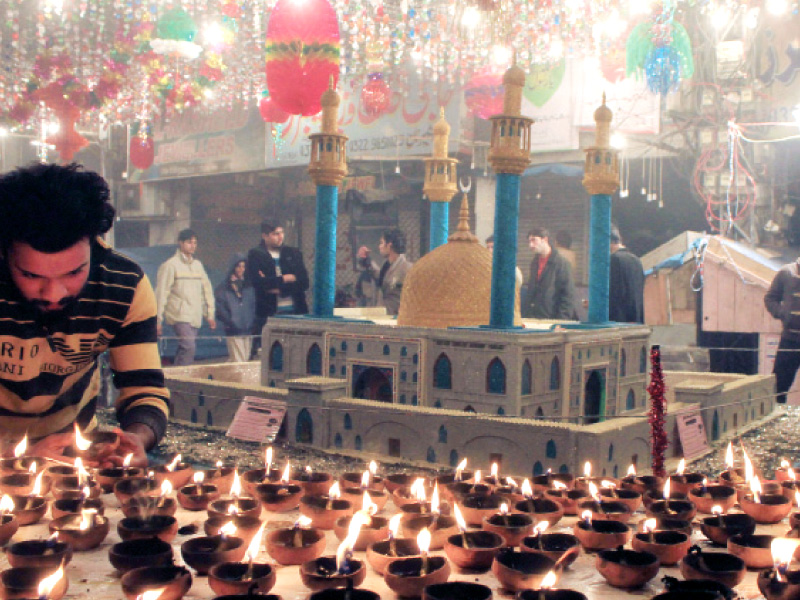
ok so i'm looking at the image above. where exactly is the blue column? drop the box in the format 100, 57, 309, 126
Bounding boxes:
312, 184, 338, 317
489, 173, 520, 329
429, 202, 449, 251
587, 193, 611, 323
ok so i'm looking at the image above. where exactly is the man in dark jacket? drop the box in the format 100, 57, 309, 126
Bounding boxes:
609, 226, 645, 323
245, 221, 309, 358
215, 254, 256, 362
522, 227, 577, 320
765, 258, 800, 403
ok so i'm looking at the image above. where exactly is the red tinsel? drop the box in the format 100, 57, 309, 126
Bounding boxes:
647, 344, 668, 478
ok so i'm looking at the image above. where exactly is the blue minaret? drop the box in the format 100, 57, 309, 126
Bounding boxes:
488, 64, 534, 329
582, 95, 619, 324
423, 108, 458, 251
308, 80, 348, 318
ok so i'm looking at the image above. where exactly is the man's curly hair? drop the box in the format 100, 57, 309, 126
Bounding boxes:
0, 163, 115, 253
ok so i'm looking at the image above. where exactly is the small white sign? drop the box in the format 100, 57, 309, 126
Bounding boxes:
675, 405, 710, 461
226, 396, 287, 443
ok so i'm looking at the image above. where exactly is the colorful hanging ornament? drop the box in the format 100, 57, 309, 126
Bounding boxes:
265, 0, 340, 116
463, 68, 504, 120
258, 91, 290, 124
129, 122, 155, 171
361, 72, 392, 116
150, 7, 203, 60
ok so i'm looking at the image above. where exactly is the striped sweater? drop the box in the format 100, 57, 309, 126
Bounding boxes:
0, 239, 169, 445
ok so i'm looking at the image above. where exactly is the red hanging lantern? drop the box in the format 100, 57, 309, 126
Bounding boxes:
463, 68, 504, 120
130, 135, 155, 170
265, 0, 341, 116
258, 94, 290, 124
361, 72, 392, 116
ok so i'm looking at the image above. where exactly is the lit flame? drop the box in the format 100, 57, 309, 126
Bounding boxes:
361, 491, 377, 516
123, 453, 133, 468
230, 470, 242, 498
31, 470, 44, 496
702, 478, 708, 488
244, 521, 268, 563
294, 515, 313, 528
711, 505, 723, 517
588, 482, 600, 501
165, 455, 181, 472
79, 508, 97, 531
455, 458, 467, 480
431, 483, 440, 515
583, 462, 591, 478
601, 480, 616, 490
506, 477, 518, 489
416, 527, 431, 554
81, 486, 90, 499
499, 503, 509, 515
533, 521, 549, 535
751, 475, 762, 503
521, 479, 533, 498
772, 537, 800, 578
743, 449, 754, 483
227, 504, 238, 516
643, 518, 657, 534
626, 464, 636, 476
264, 447, 273, 470
388, 514, 402, 538
490, 462, 499, 478
37, 564, 64, 599
552, 480, 567, 490
136, 590, 165, 600
219, 521, 238, 537
336, 511, 369, 572
360, 470, 370, 488
795, 492, 800, 509
28, 461, 37, 474
581, 510, 592, 524
76, 458, 91, 487
305, 466, 312, 474
216, 460, 223, 469
281, 462, 291, 484
453, 504, 467, 531
74, 424, 91, 452
676, 459, 685, 475
369, 460, 378, 475
328, 481, 341, 500
791, 468, 798, 482
541, 571, 557, 590
782, 459, 792, 470
663, 478, 671, 500
193, 472, 205, 485
0, 495, 14, 514
160, 480, 173, 497
474, 470, 482, 484
725, 442, 734, 470
13, 435, 27, 458
410, 478, 427, 503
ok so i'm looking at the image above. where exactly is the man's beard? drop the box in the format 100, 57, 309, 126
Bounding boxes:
31, 296, 78, 328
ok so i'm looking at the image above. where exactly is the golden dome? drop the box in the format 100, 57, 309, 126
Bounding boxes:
503, 63, 526, 87
594, 94, 612, 123
397, 195, 521, 329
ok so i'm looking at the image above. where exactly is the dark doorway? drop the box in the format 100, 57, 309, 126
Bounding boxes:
295, 408, 313, 443
584, 370, 605, 424
353, 366, 393, 402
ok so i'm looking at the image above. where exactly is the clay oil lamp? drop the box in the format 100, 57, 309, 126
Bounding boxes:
334, 492, 388, 551
43, 462, 76, 491
482, 500, 533, 547
300, 513, 368, 591
120, 565, 192, 600
679, 545, 746, 588
209, 522, 276, 597
531, 471, 575, 495
777, 459, 797, 482
515, 481, 564, 527
757, 538, 800, 600
152, 453, 193, 490
544, 480, 589, 516
177, 470, 220, 511
576, 482, 632, 523
689, 478, 736, 514
51, 458, 100, 500
573, 461, 611, 493
443, 503, 503, 570
782, 473, 800, 503
668, 458, 705, 496
718, 442, 747, 488
728, 532, 776, 569
520, 522, 581, 569
0, 436, 46, 478
308, 586, 378, 600
118, 512, 179, 544
480, 461, 503, 488
394, 477, 436, 510
573, 509, 631, 551
515, 571, 588, 600
95, 452, 142, 493
791, 492, 800, 530
1, 562, 67, 600
293, 465, 333, 496
446, 468, 492, 502
701, 505, 757, 546
72, 423, 120, 462
596, 545, 660, 589
266, 514, 326, 565
366, 514, 421, 575
400, 485, 458, 550
181, 521, 246, 575
108, 537, 174, 573
114, 473, 161, 505
424, 581, 493, 600
740, 475, 792, 524
342, 459, 384, 491
639, 515, 694, 537
49, 507, 108, 551
599, 479, 642, 513
646, 477, 697, 522
620, 464, 663, 496
385, 473, 416, 494
7, 534, 72, 570
204, 512, 264, 546
399, 481, 447, 522
660, 575, 735, 600
255, 462, 303, 513
202, 460, 237, 492
300, 481, 353, 530
632, 518, 691, 566
491, 547, 556, 593
460, 492, 509, 527
0, 459, 50, 497
342, 468, 389, 512
123, 480, 178, 518
208, 471, 261, 520
494, 477, 528, 506
51, 485, 104, 520
0, 494, 18, 544
10, 470, 48, 526
242, 447, 281, 497
384, 527, 450, 598
435, 458, 473, 488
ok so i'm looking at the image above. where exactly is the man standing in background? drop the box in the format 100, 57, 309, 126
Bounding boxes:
608, 225, 645, 324
522, 226, 576, 320
246, 221, 309, 359
155, 228, 216, 366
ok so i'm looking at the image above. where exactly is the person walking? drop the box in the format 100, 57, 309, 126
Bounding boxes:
215, 254, 256, 362
155, 229, 216, 366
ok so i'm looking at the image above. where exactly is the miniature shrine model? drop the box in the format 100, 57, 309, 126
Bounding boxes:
166, 69, 775, 479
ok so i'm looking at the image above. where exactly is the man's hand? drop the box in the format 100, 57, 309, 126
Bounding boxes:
357, 246, 370, 259
156, 324, 163, 336
26, 432, 74, 463
208, 318, 217, 330
282, 274, 297, 284
92, 427, 151, 468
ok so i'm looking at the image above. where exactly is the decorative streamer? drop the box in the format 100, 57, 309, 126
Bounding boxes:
647, 345, 668, 478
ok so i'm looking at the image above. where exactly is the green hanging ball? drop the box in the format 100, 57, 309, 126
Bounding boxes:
156, 8, 198, 42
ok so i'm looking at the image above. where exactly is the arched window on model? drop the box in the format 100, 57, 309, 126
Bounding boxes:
619, 349, 626, 377
306, 343, 322, 375
433, 354, 452, 389
487, 358, 506, 394
626, 390, 635, 410
546, 440, 557, 459
438, 425, 447, 443
550, 356, 560, 390
521, 359, 532, 395
270, 342, 283, 372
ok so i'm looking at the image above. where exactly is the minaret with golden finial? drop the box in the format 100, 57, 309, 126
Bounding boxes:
487, 58, 534, 329
582, 94, 619, 324
308, 77, 348, 317
423, 108, 458, 251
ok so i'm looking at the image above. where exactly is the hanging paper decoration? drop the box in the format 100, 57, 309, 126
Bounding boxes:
150, 7, 203, 59
258, 91, 290, 124
361, 72, 392, 116
625, 2, 694, 95
129, 122, 155, 171
463, 68, 504, 120
265, 0, 341, 116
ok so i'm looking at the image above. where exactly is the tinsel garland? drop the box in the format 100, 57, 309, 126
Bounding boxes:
647, 344, 669, 477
